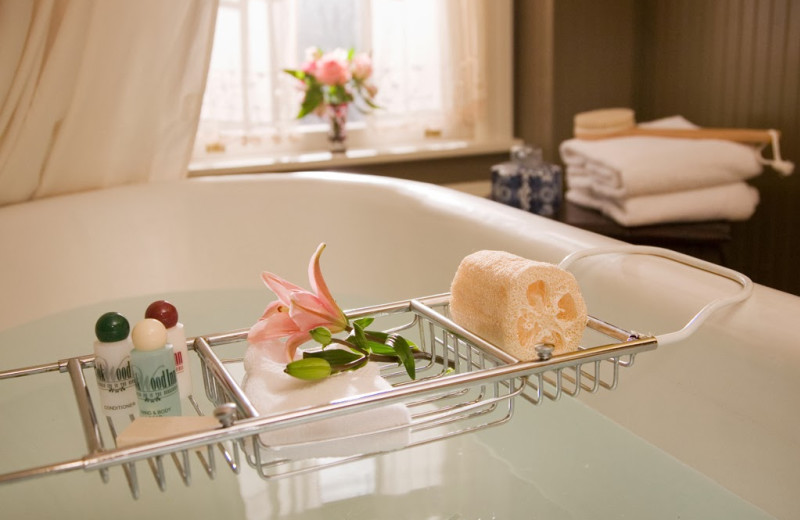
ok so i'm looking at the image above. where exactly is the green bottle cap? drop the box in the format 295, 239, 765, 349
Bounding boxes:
95, 312, 130, 343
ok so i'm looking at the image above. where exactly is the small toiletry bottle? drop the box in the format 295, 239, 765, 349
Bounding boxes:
145, 300, 191, 398
130, 318, 182, 417
93, 312, 138, 420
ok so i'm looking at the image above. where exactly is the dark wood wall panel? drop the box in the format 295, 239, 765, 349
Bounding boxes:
636, 0, 800, 295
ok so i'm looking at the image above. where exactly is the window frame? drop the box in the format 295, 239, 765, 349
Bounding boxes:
188, 0, 514, 176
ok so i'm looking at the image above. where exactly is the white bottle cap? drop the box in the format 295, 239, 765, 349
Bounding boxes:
131, 318, 168, 351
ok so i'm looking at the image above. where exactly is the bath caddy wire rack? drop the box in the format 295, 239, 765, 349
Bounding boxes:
0, 246, 752, 499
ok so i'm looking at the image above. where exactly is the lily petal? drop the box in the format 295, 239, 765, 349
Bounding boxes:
259, 300, 287, 320
284, 331, 312, 362
247, 307, 301, 343
261, 271, 307, 305
249, 244, 348, 364
288, 291, 347, 332
308, 243, 348, 323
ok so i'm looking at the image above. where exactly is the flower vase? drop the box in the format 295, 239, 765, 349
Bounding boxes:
326, 104, 348, 154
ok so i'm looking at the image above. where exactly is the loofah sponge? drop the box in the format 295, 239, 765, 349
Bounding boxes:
450, 250, 588, 359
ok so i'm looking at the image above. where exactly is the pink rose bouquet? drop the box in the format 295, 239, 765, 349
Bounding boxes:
284, 48, 379, 119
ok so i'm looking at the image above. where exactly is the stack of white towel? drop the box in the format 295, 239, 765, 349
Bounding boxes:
559, 116, 763, 227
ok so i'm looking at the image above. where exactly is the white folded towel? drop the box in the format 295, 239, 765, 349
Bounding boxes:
566, 182, 759, 227
242, 347, 411, 460
560, 116, 763, 199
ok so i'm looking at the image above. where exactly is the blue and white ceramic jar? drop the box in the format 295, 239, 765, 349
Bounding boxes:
491, 144, 562, 217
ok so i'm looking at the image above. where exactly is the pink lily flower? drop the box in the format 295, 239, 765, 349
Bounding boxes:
247, 243, 349, 363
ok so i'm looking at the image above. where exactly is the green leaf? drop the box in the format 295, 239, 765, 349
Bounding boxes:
344, 334, 401, 356
326, 85, 354, 106
354, 84, 381, 109
365, 330, 418, 350
284, 358, 332, 381
297, 87, 323, 118
362, 96, 381, 110
283, 69, 306, 81
365, 341, 398, 356
345, 331, 398, 356
347, 48, 355, 61
351, 321, 369, 352
309, 327, 332, 346
389, 335, 416, 380
353, 317, 374, 329
304, 348, 363, 366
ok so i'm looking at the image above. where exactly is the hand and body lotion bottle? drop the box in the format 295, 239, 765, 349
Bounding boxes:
130, 318, 181, 417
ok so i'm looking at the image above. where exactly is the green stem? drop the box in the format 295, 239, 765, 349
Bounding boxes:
330, 355, 369, 373
323, 327, 431, 377
330, 336, 369, 356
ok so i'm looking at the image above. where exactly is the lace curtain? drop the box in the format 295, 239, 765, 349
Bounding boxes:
0, 0, 218, 207
193, 0, 491, 158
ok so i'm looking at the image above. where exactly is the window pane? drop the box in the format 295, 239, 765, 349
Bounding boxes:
372, 0, 443, 115
193, 0, 510, 161
296, 0, 361, 61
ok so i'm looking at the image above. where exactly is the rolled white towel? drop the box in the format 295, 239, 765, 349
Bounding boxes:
566, 182, 760, 227
560, 116, 763, 199
242, 345, 411, 460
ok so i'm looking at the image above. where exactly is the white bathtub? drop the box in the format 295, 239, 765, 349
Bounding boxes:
0, 172, 797, 519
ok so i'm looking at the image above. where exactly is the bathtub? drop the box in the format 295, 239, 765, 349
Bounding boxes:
0, 172, 797, 519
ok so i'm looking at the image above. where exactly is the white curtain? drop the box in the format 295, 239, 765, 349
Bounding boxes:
0, 0, 218, 207
368, 0, 489, 142
441, 0, 488, 140
194, 0, 492, 159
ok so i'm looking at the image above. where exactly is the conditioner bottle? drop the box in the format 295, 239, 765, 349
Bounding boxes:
93, 312, 138, 420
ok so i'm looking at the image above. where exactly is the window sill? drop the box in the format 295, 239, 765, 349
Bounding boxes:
187, 138, 519, 177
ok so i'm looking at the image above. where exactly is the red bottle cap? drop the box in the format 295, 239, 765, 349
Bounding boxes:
145, 300, 178, 329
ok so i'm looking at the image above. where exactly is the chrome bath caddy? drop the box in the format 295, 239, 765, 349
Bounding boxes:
0, 247, 752, 499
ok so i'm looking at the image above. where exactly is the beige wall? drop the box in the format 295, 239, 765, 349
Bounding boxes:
514, 0, 637, 161
634, 0, 800, 295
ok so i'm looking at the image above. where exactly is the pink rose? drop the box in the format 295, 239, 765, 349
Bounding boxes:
301, 47, 322, 75
315, 49, 351, 86
351, 53, 373, 81
302, 60, 317, 75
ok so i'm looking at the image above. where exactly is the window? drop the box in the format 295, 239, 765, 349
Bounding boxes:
190, 0, 513, 173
